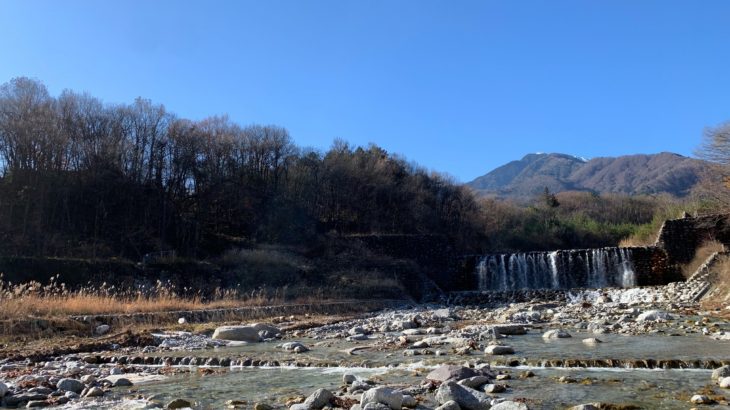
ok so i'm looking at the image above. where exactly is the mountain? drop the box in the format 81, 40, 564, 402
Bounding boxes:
466, 152, 710, 199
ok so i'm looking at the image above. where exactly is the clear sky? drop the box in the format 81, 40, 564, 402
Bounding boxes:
1, 1, 729, 182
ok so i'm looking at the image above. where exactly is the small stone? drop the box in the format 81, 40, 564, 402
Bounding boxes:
95, 324, 111, 335
491, 401, 529, 410
80, 375, 97, 384
484, 345, 514, 355
712, 365, 730, 380
57, 378, 85, 393
113, 378, 133, 387
343, 374, 358, 384
84, 387, 104, 397
178, 317, 187, 324
253, 403, 273, 410
435, 400, 462, 410
167, 398, 193, 409
484, 383, 506, 393
719, 377, 730, 388
543, 329, 571, 339
690, 394, 713, 404
582, 338, 602, 345
495, 374, 511, 381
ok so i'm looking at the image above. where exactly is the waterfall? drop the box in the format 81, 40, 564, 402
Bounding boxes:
475, 247, 637, 291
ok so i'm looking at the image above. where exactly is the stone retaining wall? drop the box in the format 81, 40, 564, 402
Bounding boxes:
656, 214, 730, 265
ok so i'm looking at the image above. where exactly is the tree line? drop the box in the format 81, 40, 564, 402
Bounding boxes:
0, 77, 485, 259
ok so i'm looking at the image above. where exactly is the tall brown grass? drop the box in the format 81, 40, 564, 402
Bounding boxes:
702, 254, 730, 314
681, 240, 726, 278
0, 274, 290, 319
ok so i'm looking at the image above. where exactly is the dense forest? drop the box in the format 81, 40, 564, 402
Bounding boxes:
0, 77, 486, 259
0, 77, 707, 265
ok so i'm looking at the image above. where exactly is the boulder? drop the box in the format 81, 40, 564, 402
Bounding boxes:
361, 386, 403, 410
491, 401, 528, 410
212, 326, 261, 342
303, 388, 334, 409
427, 365, 477, 382
637, 310, 671, 322
712, 365, 730, 380
343, 374, 358, 384
484, 345, 514, 355
57, 378, 85, 393
0, 381, 7, 397
582, 338, 602, 345
435, 381, 491, 410
542, 329, 571, 339
568, 405, 599, 410
95, 324, 110, 335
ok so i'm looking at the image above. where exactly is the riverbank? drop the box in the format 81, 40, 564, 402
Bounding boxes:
1, 281, 729, 408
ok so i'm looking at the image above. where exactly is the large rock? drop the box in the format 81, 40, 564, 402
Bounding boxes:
637, 310, 671, 322
712, 365, 730, 380
361, 387, 403, 410
302, 388, 334, 409
212, 326, 261, 342
0, 381, 7, 397
491, 402, 528, 410
542, 329, 571, 339
435, 381, 491, 410
484, 345, 514, 355
57, 378, 85, 393
427, 365, 477, 382
719, 377, 730, 388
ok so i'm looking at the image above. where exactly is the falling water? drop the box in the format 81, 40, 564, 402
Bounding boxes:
475, 247, 637, 291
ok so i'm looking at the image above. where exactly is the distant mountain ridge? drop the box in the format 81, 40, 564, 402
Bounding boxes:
466, 152, 708, 199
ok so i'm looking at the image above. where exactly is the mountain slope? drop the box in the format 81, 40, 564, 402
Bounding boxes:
467, 152, 708, 198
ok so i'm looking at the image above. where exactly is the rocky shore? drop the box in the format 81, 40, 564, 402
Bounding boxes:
0, 282, 729, 409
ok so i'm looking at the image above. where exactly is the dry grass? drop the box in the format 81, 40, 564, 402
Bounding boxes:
0, 274, 292, 319
682, 240, 726, 278
702, 254, 730, 312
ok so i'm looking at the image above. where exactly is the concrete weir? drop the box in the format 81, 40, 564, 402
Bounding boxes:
464, 246, 680, 291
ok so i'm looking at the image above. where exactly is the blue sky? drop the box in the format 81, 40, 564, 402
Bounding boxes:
1, 1, 729, 182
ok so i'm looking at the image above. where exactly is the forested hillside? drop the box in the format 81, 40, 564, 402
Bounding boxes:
0, 77, 712, 269
0, 77, 484, 259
